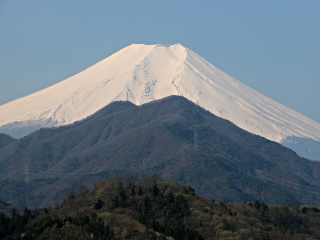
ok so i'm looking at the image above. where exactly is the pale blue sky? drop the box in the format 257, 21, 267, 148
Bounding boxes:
1, 0, 319, 122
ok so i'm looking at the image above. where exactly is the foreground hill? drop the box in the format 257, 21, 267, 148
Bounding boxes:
1, 175, 320, 240
1, 96, 320, 208
0, 44, 320, 159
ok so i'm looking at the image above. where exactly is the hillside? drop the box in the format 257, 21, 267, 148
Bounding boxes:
1, 175, 320, 240
1, 96, 320, 208
0, 200, 17, 217
0, 133, 16, 149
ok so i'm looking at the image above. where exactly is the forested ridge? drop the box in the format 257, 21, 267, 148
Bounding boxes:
2, 96, 320, 208
1, 174, 320, 240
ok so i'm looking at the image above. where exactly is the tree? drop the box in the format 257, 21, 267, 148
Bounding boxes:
94, 199, 104, 210
151, 183, 159, 196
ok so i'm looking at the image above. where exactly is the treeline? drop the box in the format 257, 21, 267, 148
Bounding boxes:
1, 174, 320, 239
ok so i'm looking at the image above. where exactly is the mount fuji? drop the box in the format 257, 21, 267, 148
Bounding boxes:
1, 43, 320, 159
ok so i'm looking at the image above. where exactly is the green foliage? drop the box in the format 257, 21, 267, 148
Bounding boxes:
94, 198, 105, 210
138, 185, 143, 196
2, 175, 320, 239
151, 183, 159, 196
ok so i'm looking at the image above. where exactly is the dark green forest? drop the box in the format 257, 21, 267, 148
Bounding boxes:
1, 174, 320, 240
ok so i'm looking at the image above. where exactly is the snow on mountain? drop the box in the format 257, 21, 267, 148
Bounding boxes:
1, 43, 320, 148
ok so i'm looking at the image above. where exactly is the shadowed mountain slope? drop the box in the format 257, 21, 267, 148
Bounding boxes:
1, 96, 320, 208
0, 133, 16, 149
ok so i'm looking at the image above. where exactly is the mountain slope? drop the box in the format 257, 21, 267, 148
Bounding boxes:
1, 96, 320, 208
0, 133, 16, 149
0, 44, 320, 160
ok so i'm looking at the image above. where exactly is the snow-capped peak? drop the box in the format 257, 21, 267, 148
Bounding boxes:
1, 43, 320, 147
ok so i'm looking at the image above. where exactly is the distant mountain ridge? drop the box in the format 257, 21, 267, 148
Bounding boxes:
1, 96, 320, 208
0, 44, 320, 159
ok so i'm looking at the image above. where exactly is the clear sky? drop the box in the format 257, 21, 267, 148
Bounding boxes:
1, 1, 319, 122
